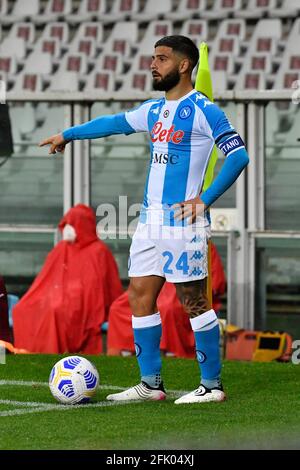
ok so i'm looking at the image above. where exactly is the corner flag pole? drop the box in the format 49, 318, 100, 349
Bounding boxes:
195, 42, 218, 308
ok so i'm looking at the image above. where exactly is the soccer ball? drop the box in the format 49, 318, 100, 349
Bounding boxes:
49, 356, 99, 405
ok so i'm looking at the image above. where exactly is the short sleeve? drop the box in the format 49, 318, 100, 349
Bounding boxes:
199, 100, 236, 143
125, 100, 159, 133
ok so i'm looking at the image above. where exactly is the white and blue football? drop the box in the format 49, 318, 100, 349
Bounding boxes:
49, 356, 99, 404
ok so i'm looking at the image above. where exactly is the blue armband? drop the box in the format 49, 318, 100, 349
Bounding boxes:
62, 113, 135, 141
201, 144, 249, 207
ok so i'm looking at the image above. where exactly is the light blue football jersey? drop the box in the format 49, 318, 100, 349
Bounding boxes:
125, 89, 236, 210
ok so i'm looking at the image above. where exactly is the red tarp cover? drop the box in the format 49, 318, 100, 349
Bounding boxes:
13, 204, 123, 353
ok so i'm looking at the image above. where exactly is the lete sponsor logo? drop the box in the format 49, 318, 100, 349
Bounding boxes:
150, 122, 184, 144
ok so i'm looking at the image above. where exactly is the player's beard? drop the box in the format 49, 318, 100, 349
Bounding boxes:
152, 68, 180, 92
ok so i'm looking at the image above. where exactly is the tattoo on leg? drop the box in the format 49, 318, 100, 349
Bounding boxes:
176, 278, 209, 318
182, 295, 209, 318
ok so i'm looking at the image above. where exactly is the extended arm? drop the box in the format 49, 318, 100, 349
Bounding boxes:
62, 113, 135, 141
201, 134, 249, 207
39, 113, 135, 154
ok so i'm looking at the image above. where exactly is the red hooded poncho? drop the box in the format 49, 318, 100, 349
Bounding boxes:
13, 204, 123, 354
107, 243, 226, 358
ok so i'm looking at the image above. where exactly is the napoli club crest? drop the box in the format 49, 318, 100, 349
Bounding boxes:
196, 350, 207, 363
135, 343, 142, 357
179, 106, 192, 119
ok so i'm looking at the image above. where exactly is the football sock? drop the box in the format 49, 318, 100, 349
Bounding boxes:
190, 309, 221, 389
132, 312, 162, 389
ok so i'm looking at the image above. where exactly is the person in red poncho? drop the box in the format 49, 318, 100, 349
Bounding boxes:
13, 204, 123, 354
107, 243, 226, 358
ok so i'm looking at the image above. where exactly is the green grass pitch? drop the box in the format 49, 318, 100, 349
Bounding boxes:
0, 354, 299, 450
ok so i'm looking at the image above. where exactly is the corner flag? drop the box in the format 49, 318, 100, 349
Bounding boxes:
195, 42, 218, 307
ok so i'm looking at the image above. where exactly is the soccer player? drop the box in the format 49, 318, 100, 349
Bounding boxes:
40, 35, 249, 404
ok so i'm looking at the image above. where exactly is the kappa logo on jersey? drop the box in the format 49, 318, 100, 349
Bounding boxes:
195, 93, 212, 108
150, 121, 184, 144
150, 107, 160, 115
179, 105, 192, 119
195, 93, 205, 101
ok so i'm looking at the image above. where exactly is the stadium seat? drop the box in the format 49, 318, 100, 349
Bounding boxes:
249, 54, 272, 73
5, 0, 40, 24
211, 36, 240, 56
237, 0, 277, 19
284, 17, 300, 47
168, 0, 208, 21
68, 0, 107, 23
34, 0, 72, 23
32, 37, 61, 60
214, 19, 246, 41
50, 71, 79, 91
84, 70, 116, 92
138, 21, 173, 54
95, 52, 124, 75
129, 53, 153, 74
0, 55, 18, 77
0, 0, 9, 24
202, 0, 243, 19
0, 0, 8, 15
272, 41, 300, 89
57, 53, 88, 75
132, 0, 172, 22
274, 70, 300, 90
68, 37, 97, 58
72, 21, 103, 42
246, 19, 282, 56
12, 73, 43, 92
102, 0, 139, 23
0, 37, 26, 60
23, 52, 53, 75
236, 53, 272, 89
269, 0, 299, 18
39, 22, 70, 44
235, 71, 266, 89
118, 71, 152, 94
179, 20, 208, 43
101, 21, 138, 58
6, 22, 36, 46
211, 53, 235, 74
210, 70, 228, 92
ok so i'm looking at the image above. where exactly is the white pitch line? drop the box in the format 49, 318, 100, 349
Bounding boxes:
0, 380, 186, 395
0, 400, 139, 417
0, 399, 48, 407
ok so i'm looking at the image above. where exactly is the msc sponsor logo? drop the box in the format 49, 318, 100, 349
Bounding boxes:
151, 152, 179, 164
150, 121, 184, 144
